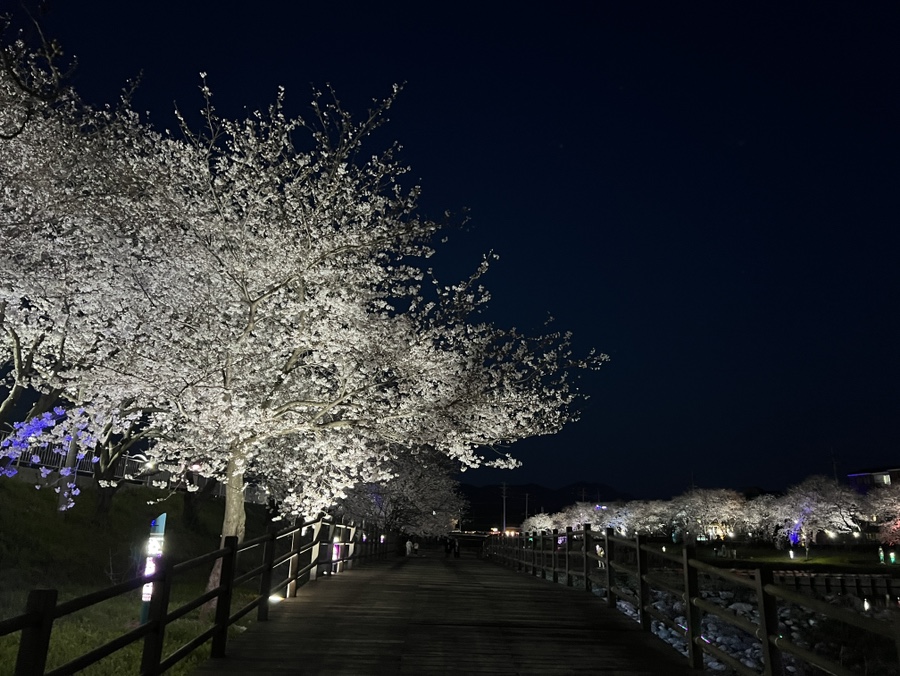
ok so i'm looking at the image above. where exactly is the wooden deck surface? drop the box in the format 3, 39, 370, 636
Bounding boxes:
192, 551, 700, 675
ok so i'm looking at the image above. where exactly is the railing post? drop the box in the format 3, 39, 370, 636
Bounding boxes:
309, 520, 324, 581
682, 545, 703, 670
551, 529, 559, 583
347, 524, 357, 570
525, 531, 537, 575
140, 556, 173, 675
605, 527, 615, 607
635, 534, 651, 632
211, 536, 238, 658
895, 620, 900, 674
517, 532, 523, 572
583, 524, 592, 593
287, 524, 303, 598
15, 588, 57, 676
257, 525, 279, 621
754, 568, 783, 676
539, 530, 547, 579
565, 526, 573, 586
331, 523, 342, 574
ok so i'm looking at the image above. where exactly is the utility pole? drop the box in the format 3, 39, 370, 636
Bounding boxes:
524, 493, 529, 521
501, 483, 507, 533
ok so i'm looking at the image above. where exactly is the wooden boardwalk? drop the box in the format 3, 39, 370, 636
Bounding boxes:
193, 551, 700, 675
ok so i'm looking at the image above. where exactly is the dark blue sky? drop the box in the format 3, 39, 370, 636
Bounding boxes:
15, 2, 900, 499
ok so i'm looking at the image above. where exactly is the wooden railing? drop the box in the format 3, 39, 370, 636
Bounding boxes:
0, 517, 394, 675
485, 526, 900, 676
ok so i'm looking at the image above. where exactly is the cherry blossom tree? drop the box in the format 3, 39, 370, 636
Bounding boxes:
864, 483, 899, 544
775, 476, 866, 556
671, 488, 745, 541
521, 512, 554, 532
738, 493, 782, 544
0, 33, 181, 515
550, 501, 603, 532
0, 34, 605, 557
620, 500, 676, 538
335, 448, 466, 537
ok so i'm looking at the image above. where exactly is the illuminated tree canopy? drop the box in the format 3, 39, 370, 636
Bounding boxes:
0, 38, 604, 539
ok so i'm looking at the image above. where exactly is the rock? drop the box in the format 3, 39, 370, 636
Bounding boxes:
729, 602, 754, 614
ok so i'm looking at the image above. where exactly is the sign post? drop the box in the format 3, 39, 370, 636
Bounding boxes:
140, 513, 167, 625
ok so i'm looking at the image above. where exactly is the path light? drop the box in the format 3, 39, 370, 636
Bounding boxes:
789, 550, 795, 560
864, 599, 871, 611
268, 595, 283, 604
140, 513, 167, 624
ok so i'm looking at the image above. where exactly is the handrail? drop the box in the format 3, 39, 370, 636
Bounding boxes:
1, 517, 395, 675
484, 528, 900, 675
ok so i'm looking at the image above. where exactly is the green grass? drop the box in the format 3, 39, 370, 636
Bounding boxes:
0, 477, 271, 675
640, 540, 890, 572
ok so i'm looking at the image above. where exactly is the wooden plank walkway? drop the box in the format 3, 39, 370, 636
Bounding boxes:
193, 551, 700, 675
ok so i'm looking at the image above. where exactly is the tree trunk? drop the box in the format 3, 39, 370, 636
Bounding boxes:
203, 455, 245, 613
183, 477, 219, 529
221, 456, 247, 543
94, 482, 120, 521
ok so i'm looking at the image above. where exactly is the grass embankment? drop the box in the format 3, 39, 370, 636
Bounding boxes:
0, 478, 270, 675
697, 543, 887, 570
653, 541, 890, 572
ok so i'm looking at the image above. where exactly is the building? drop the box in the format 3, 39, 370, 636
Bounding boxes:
846, 466, 900, 492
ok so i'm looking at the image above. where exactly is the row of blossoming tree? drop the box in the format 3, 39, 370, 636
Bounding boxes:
0, 28, 603, 553
521, 477, 900, 551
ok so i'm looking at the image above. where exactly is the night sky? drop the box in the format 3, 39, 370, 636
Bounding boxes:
13, 2, 900, 499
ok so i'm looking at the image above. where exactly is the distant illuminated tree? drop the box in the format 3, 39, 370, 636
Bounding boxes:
738, 493, 782, 543
335, 448, 467, 537
671, 488, 744, 540
868, 483, 900, 544
521, 512, 554, 532
548, 502, 596, 531
776, 476, 866, 556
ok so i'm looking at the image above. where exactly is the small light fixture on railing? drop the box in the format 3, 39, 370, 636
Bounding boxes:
268, 595, 283, 604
